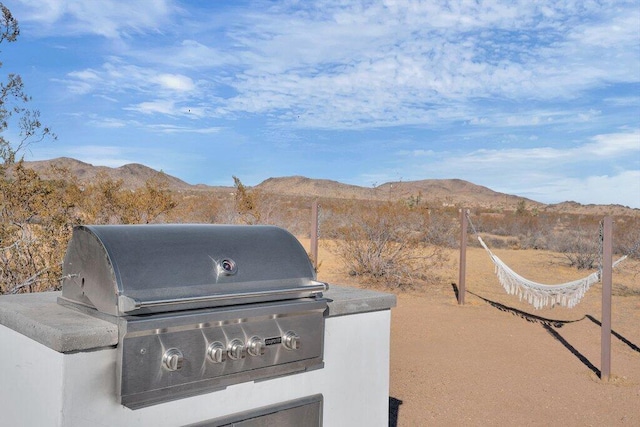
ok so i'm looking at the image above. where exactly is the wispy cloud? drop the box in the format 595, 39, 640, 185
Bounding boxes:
63, 59, 197, 96
13, 0, 178, 38
69, 145, 137, 167
147, 124, 222, 134
10, 0, 640, 207
388, 129, 640, 206
27, 0, 630, 129
583, 131, 640, 157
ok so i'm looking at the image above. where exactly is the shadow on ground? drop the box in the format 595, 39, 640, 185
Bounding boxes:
453, 284, 585, 327
389, 397, 403, 427
452, 284, 640, 379
585, 314, 640, 354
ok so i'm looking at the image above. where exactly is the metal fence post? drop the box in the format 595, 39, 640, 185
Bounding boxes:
458, 208, 467, 305
310, 200, 319, 270
601, 216, 612, 381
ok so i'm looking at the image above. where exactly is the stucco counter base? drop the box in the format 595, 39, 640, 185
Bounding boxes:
0, 285, 395, 426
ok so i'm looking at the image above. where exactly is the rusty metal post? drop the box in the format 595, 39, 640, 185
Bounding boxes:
458, 208, 467, 305
601, 216, 612, 381
310, 200, 319, 270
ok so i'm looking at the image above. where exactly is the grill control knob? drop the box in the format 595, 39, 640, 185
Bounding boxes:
282, 331, 301, 350
162, 348, 184, 371
247, 336, 266, 357
227, 339, 246, 360
207, 342, 226, 363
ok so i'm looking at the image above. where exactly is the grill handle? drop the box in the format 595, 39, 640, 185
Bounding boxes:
117, 281, 329, 314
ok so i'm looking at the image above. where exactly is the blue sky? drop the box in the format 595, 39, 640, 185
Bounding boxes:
3, 0, 640, 208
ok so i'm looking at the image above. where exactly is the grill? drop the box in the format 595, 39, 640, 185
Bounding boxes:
58, 224, 328, 410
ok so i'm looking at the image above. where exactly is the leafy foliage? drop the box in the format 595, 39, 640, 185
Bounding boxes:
0, 4, 55, 165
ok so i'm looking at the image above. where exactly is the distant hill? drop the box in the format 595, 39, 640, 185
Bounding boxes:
11, 157, 639, 217
256, 176, 381, 200
255, 176, 538, 209
12, 157, 193, 190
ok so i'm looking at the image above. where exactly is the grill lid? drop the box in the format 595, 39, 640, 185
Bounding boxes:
60, 224, 326, 316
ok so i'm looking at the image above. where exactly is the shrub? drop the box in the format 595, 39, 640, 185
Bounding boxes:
614, 217, 640, 260
549, 228, 600, 270
0, 163, 177, 294
328, 201, 447, 290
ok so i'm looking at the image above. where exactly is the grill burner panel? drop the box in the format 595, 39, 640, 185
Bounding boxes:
119, 299, 325, 409
58, 224, 328, 409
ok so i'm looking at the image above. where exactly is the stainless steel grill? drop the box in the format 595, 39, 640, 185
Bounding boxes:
58, 224, 328, 410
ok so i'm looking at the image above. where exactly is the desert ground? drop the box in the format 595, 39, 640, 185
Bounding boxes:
306, 238, 640, 426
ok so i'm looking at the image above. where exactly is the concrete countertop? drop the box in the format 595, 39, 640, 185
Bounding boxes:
0, 291, 118, 353
0, 285, 395, 354
323, 284, 396, 317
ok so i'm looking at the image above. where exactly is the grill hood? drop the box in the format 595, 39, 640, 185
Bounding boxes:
60, 224, 326, 316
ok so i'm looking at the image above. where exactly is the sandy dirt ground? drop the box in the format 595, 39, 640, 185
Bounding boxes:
306, 238, 640, 426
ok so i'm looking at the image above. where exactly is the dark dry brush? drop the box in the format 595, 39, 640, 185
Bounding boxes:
0, 163, 176, 293
321, 200, 452, 290
1, 167, 638, 295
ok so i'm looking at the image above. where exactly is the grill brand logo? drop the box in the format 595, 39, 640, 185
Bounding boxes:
264, 337, 282, 346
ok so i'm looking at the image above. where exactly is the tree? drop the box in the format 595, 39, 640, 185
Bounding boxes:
0, 163, 78, 293
232, 176, 261, 224
0, 3, 59, 294
0, 3, 55, 166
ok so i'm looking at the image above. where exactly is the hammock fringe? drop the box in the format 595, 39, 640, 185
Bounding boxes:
477, 236, 626, 310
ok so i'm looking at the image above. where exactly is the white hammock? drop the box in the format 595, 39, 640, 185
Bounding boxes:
477, 236, 627, 309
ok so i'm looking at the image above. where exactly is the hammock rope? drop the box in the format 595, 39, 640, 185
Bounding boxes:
466, 211, 628, 309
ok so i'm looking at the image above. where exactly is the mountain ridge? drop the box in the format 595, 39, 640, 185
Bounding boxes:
11, 157, 638, 216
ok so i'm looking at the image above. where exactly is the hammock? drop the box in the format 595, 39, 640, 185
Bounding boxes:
477, 236, 627, 309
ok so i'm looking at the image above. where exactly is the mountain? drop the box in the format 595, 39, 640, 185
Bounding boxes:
11, 157, 193, 190
256, 176, 380, 200
9, 157, 638, 216
255, 176, 542, 210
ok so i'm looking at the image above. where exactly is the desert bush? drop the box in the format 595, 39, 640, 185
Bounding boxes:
168, 192, 225, 223
424, 209, 458, 248
516, 230, 547, 250
229, 177, 311, 233
549, 227, 600, 270
614, 217, 640, 260
327, 201, 447, 290
0, 163, 79, 293
232, 176, 260, 224
75, 172, 176, 225
0, 163, 178, 294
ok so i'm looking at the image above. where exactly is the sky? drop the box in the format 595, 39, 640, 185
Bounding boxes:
2, 0, 639, 208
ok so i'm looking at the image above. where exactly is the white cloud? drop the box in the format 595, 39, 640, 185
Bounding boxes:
529, 171, 640, 208
389, 129, 640, 207
62, 61, 204, 107
196, 1, 638, 128
153, 74, 195, 92
67, 69, 100, 81
66, 145, 135, 167
147, 124, 222, 134
14, 0, 178, 38
126, 100, 176, 115
440, 130, 640, 168
88, 117, 128, 128
16, 0, 639, 208
133, 40, 238, 69
583, 131, 640, 157
50, 1, 639, 130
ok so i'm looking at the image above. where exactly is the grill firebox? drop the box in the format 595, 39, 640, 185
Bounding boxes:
58, 224, 328, 409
